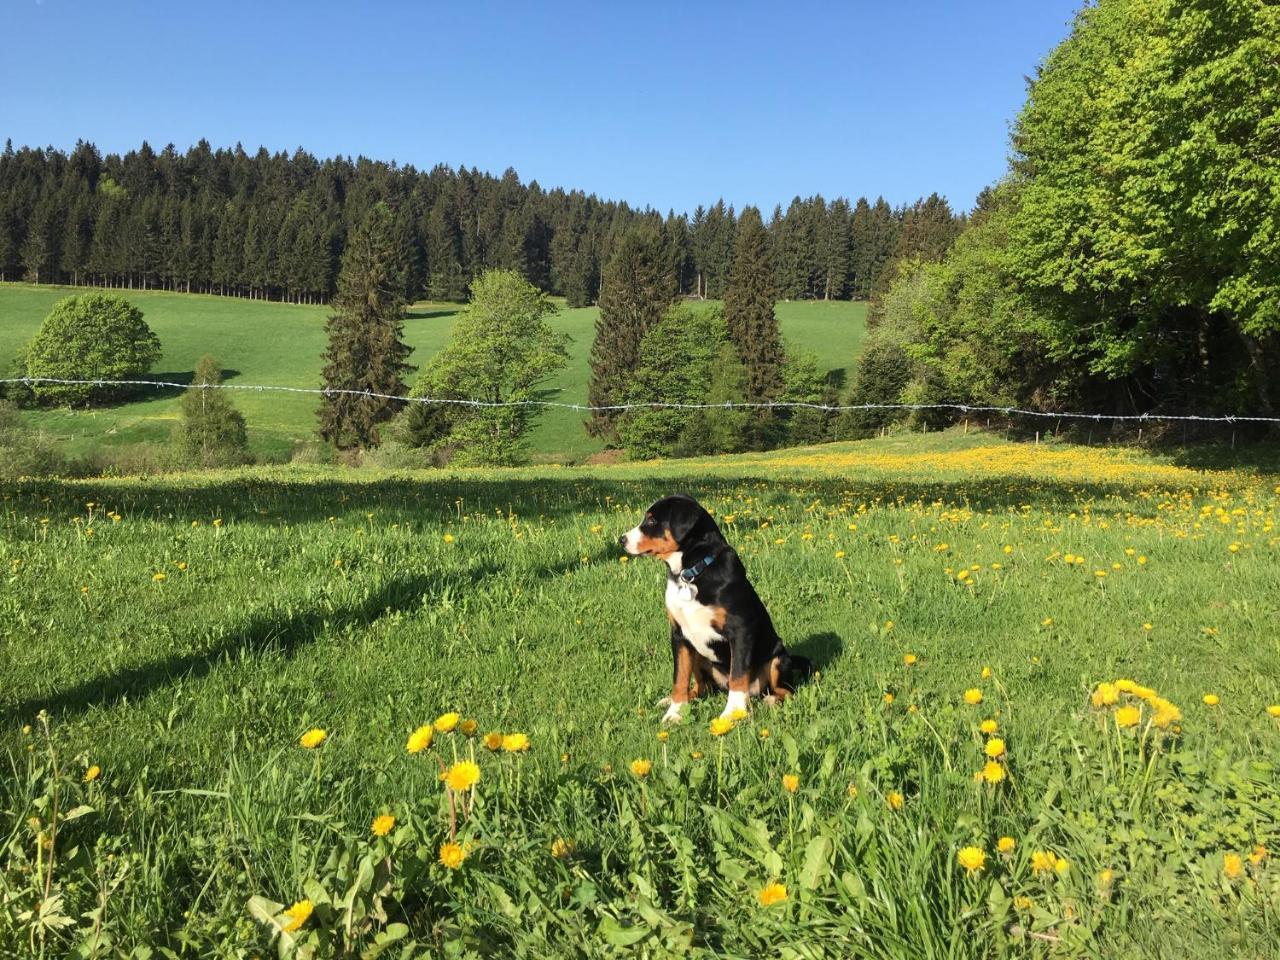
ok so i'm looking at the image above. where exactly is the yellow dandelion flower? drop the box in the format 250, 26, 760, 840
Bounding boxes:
981, 761, 1005, 783
981, 666, 992, 679
281, 898, 313, 933
1266, 705, 1280, 718
835, 550, 846, 559
442, 760, 481, 792
997, 836, 1016, 854
483, 731, 503, 750
1114, 706, 1142, 728
1097, 868, 1114, 889
963, 688, 983, 705
299, 728, 327, 749
979, 719, 998, 734
434, 712, 460, 733
709, 717, 735, 736
442, 533, 455, 543
1031, 850, 1057, 875
371, 814, 396, 837
691, 750, 704, 760
458, 719, 478, 737
758, 728, 770, 739
83, 764, 101, 782
729, 708, 750, 721
656, 730, 669, 742
1248, 845, 1267, 865
152, 572, 167, 582
406, 725, 434, 753
1115, 679, 1137, 693
984, 738, 1006, 759
1223, 853, 1243, 879
629, 758, 652, 778
438, 842, 467, 869
781, 774, 799, 793
847, 783, 859, 799
502, 732, 530, 753
883, 692, 895, 705
1202, 693, 1219, 707
1041, 618, 1054, 626
1142, 622, 1153, 631
1091, 682, 1119, 707
903, 653, 917, 666
1054, 856, 1070, 876
758, 882, 788, 906
956, 846, 986, 874
887, 791, 904, 810
550, 838, 574, 859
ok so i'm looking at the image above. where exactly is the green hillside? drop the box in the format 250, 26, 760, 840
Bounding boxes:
0, 284, 867, 462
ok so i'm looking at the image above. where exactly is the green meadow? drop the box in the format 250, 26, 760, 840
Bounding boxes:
0, 284, 868, 463
2, 432, 1278, 956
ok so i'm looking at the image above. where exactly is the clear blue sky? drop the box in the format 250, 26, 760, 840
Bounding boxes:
1, 0, 1081, 214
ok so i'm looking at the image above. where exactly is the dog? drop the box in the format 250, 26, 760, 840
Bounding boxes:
620, 494, 813, 722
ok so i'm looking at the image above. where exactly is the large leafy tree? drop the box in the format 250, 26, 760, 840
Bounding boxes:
586, 225, 676, 439
317, 203, 414, 449
25, 292, 162, 406
1009, 0, 1280, 414
405, 269, 568, 466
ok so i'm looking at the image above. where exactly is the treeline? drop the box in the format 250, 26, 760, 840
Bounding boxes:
0, 139, 963, 306
852, 0, 1280, 428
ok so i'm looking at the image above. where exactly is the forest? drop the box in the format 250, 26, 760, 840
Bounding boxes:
0, 139, 961, 307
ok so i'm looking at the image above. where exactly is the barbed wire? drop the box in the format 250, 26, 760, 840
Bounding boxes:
3, 377, 1279, 424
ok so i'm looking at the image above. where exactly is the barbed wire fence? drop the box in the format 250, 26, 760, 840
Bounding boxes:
3, 378, 1278, 451
4, 376, 1279, 422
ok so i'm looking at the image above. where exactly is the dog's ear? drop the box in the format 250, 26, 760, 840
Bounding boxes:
667, 497, 706, 545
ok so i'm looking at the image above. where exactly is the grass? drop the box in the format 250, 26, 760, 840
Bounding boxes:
1, 429, 1278, 956
0, 283, 868, 463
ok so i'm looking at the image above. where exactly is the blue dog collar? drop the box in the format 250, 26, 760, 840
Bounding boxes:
679, 554, 716, 583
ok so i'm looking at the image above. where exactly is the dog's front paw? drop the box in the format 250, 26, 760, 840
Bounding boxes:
655, 695, 673, 708
720, 690, 750, 719
661, 702, 686, 724
763, 694, 779, 707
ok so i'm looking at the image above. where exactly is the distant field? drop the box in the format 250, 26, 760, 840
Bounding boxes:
0, 284, 868, 462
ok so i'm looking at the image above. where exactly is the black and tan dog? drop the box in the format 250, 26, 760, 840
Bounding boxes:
620, 494, 813, 722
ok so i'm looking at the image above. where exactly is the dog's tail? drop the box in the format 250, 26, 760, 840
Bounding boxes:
781, 651, 815, 685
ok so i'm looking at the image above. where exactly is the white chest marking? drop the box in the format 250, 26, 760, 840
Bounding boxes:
665, 577, 722, 661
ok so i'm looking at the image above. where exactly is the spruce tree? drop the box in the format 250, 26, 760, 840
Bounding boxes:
173, 355, 250, 467
723, 206, 785, 405
318, 203, 414, 449
587, 225, 676, 439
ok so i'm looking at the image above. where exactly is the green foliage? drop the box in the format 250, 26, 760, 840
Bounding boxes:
616, 304, 744, 459
587, 225, 677, 439
0, 401, 65, 478
724, 207, 785, 405
1007, 0, 1280, 414
172, 356, 250, 468
24, 292, 161, 406
405, 269, 569, 466
317, 204, 414, 450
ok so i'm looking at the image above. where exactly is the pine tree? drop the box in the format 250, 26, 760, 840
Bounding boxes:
318, 203, 415, 449
723, 206, 785, 404
587, 225, 676, 439
173, 355, 250, 467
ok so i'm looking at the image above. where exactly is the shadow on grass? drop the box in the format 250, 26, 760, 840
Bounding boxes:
1, 470, 1218, 530
792, 631, 845, 672
2, 561, 496, 723
404, 307, 461, 322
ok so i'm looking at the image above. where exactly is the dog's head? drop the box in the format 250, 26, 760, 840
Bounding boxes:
619, 494, 717, 559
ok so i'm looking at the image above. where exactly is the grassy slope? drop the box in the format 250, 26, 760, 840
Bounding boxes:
1, 430, 1277, 955
0, 284, 868, 462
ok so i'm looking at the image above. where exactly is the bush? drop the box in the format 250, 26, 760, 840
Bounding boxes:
25, 293, 162, 406
171, 356, 251, 468
0, 401, 66, 478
